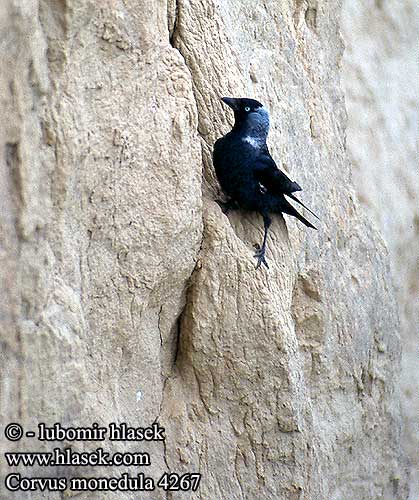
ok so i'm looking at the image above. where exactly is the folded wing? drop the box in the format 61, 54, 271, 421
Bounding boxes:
254, 153, 302, 194
254, 152, 320, 220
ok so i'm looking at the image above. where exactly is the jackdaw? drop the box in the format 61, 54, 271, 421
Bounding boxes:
213, 97, 318, 269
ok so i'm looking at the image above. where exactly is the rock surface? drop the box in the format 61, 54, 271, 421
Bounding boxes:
0, 0, 412, 499
342, 1, 419, 497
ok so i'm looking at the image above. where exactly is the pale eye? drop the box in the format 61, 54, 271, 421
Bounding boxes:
244, 106, 251, 112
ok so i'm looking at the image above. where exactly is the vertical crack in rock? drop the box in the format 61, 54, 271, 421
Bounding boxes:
160, 0, 207, 408
168, 0, 179, 46
0, 1, 409, 497
172, 313, 182, 368
158, 305, 164, 347
4, 141, 24, 420
167, 0, 211, 151
5, 142, 23, 232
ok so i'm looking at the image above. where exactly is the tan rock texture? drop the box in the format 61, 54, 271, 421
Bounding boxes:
342, 1, 419, 497
0, 1, 411, 499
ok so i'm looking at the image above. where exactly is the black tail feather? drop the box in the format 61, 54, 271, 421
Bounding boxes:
282, 198, 317, 229
285, 193, 320, 221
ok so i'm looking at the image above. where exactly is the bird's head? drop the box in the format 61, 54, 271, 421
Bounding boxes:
221, 97, 270, 139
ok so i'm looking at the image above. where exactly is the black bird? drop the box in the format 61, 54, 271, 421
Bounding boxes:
213, 97, 318, 269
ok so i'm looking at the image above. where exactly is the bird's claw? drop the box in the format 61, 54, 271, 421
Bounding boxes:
253, 244, 269, 269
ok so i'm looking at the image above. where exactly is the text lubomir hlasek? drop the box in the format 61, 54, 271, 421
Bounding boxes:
37, 423, 165, 441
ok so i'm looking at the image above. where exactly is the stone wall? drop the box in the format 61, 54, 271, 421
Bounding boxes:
0, 1, 411, 498
342, 1, 419, 497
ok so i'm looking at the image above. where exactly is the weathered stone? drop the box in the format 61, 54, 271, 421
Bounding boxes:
342, 1, 419, 497
0, 0, 413, 499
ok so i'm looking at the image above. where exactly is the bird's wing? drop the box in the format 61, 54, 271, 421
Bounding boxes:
254, 152, 320, 220
254, 153, 302, 194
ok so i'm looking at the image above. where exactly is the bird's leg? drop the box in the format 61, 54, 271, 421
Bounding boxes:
254, 214, 271, 269
215, 198, 238, 214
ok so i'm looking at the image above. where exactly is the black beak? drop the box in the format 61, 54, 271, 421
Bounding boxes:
221, 97, 239, 111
